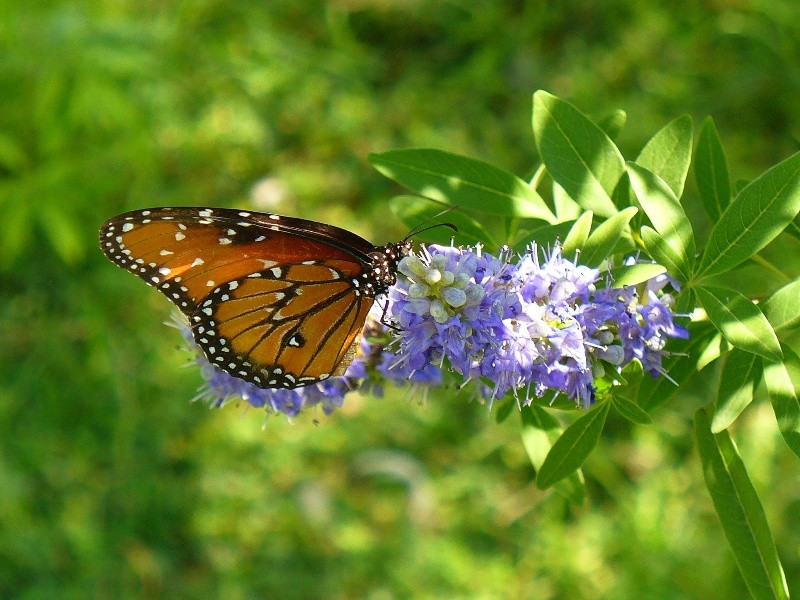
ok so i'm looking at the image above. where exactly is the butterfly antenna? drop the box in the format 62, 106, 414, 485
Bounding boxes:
404, 205, 459, 241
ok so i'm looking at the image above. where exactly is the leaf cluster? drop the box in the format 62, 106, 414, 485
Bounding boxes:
373, 91, 800, 599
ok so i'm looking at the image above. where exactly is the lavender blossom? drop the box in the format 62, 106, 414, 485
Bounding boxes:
177, 242, 688, 417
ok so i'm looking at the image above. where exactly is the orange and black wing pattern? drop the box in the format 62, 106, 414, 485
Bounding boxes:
99, 207, 406, 388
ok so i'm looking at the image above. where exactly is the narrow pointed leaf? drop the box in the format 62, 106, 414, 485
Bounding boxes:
536, 400, 610, 489
763, 345, 800, 459
370, 149, 556, 221
562, 211, 593, 258
553, 181, 583, 220
635, 114, 693, 199
640, 226, 691, 283
695, 286, 782, 362
532, 91, 622, 218
521, 406, 585, 504
697, 151, 800, 279
711, 349, 760, 432
511, 220, 576, 253
762, 276, 800, 333
695, 117, 731, 221
627, 162, 696, 263
608, 263, 667, 288
389, 195, 497, 247
694, 407, 789, 600
581, 206, 638, 267
612, 396, 652, 424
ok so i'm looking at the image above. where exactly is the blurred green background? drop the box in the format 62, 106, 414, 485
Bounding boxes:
2, 1, 800, 598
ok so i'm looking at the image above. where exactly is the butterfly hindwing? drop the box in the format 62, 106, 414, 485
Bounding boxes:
192, 262, 374, 388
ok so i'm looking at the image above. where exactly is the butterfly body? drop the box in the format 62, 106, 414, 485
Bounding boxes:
100, 207, 410, 388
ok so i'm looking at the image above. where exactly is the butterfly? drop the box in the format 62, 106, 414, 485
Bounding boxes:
99, 207, 412, 389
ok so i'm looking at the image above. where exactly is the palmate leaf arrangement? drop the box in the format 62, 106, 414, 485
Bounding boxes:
103, 91, 800, 597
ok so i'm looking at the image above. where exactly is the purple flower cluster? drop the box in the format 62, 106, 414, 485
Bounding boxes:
178, 244, 688, 417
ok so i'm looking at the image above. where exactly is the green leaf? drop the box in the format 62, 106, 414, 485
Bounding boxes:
627, 162, 696, 265
696, 150, 800, 279
711, 349, 760, 432
694, 407, 789, 600
561, 211, 592, 258
510, 220, 576, 253
762, 276, 800, 333
597, 109, 627, 140
370, 149, 556, 222
532, 91, 622, 218
640, 226, 691, 283
535, 400, 610, 489
695, 286, 782, 362
552, 182, 583, 221
389, 195, 497, 248
521, 406, 585, 504
635, 114, 693, 199
611, 396, 652, 425
580, 206, 638, 267
695, 117, 731, 222
763, 345, 800, 459
607, 263, 667, 288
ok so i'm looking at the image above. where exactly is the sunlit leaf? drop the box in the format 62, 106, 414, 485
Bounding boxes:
561, 211, 592, 258
694, 408, 789, 600
581, 206, 638, 267
552, 181, 583, 221
640, 226, 691, 283
536, 400, 610, 489
696, 151, 800, 279
761, 276, 800, 333
521, 405, 585, 504
695, 117, 731, 222
511, 220, 576, 253
608, 263, 666, 288
635, 114, 693, 199
763, 345, 800, 459
711, 349, 760, 432
370, 149, 556, 222
627, 162, 696, 266
389, 195, 497, 248
695, 286, 782, 362
532, 91, 622, 218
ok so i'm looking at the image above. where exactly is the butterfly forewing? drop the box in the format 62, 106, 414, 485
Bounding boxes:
99, 207, 407, 389
99, 208, 371, 315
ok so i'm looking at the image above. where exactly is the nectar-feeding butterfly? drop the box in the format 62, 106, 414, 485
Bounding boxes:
99, 207, 411, 389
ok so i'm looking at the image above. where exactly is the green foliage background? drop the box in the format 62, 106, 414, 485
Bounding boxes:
2, 1, 799, 598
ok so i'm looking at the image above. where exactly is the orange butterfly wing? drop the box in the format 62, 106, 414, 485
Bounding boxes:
100, 207, 394, 388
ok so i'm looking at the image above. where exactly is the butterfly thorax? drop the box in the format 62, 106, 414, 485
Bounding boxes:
361, 241, 412, 297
